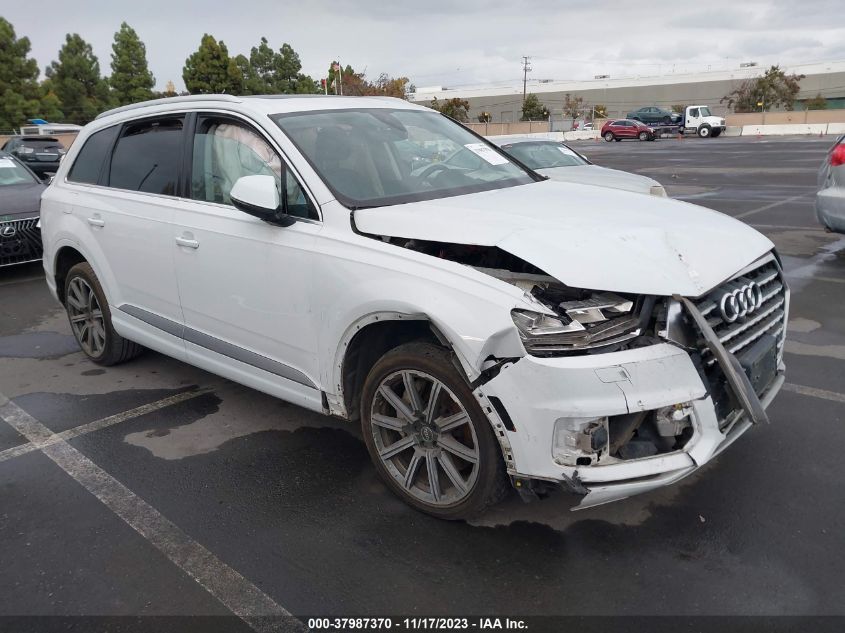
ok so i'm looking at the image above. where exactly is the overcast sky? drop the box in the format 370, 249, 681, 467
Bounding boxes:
4, 0, 844, 91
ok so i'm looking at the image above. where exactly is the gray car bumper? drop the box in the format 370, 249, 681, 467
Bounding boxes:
817, 188, 845, 233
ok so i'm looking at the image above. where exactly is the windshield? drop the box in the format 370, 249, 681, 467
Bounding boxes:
272, 108, 535, 208
0, 156, 39, 186
502, 142, 588, 169
699, 106, 712, 117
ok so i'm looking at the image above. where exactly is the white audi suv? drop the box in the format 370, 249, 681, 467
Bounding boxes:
40, 95, 787, 519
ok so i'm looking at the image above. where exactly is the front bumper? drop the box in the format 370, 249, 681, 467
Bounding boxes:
479, 341, 784, 509
816, 187, 845, 233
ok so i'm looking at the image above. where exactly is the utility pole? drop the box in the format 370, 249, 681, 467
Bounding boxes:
522, 56, 532, 102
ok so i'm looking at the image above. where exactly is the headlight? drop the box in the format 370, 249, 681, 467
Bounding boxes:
512, 292, 643, 355
650, 185, 667, 197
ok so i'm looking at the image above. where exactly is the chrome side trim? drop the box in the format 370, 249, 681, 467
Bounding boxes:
118, 304, 317, 390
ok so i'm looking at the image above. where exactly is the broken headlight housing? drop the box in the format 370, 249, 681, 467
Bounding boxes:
512, 291, 644, 355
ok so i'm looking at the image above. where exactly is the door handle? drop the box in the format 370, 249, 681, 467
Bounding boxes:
87, 217, 105, 227
175, 236, 199, 249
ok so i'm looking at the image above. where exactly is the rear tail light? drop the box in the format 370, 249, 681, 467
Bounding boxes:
830, 144, 845, 167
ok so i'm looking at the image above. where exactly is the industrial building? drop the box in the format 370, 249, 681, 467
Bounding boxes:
411, 59, 845, 123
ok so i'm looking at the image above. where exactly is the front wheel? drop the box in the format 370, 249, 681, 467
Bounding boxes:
698, 124, 712, 138
360, 342, 508, 520
64, 262, 144, 365
604, 132, 614, 142
638, 131, 650, 141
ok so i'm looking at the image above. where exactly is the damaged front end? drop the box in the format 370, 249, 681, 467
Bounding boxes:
470, 253, 788, 510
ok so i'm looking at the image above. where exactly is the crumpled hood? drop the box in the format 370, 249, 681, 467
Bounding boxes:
0, 183, 45, 219
354, 180, 773, 297
537, 165, 659, 195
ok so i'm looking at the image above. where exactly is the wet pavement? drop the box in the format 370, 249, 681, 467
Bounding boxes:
1, 136, 844, 629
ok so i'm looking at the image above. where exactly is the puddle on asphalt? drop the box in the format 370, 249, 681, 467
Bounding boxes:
123, 389, 345, 460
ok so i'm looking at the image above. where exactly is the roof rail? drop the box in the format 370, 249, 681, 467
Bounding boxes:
95, 94, 243, 120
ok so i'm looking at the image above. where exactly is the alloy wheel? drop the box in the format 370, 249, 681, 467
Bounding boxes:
370, 369, 480, 506
67, 277, 106, 357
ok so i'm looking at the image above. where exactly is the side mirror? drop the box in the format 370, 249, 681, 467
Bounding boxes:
230, 175, 294, 227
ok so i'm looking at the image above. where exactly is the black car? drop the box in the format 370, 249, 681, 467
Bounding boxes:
0, 152, 45, 267
626, 106, 682, 125
1, 136, 66, 177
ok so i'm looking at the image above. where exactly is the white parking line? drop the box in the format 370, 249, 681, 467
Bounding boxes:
783, 383, 845, 404
0, 393, 305, 633
0, 388, 212, 464
733, 194, 811, 219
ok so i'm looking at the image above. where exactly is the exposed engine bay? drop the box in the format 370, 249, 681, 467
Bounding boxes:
391, 237, 662, 356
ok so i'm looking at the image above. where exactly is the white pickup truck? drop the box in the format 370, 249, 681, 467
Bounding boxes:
679, 105, 727, 138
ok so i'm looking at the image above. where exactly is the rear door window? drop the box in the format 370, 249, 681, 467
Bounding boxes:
68, 126, 119, 185
108, 117, 184, 195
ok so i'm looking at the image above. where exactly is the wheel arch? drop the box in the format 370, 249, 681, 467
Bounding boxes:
53, 244, 89, 305
331, 312, 453, 422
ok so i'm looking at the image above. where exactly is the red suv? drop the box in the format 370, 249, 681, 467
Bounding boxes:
601, 119, 656, 142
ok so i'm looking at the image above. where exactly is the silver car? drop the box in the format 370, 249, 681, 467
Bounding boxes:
492, 137, 667, 197
817, 135, 845, 233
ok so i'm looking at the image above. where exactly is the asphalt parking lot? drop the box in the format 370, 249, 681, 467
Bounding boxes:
1, 135, 844, 630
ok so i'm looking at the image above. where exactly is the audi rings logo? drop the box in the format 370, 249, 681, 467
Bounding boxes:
0, 226, 16, 238
719, 282, 764, 323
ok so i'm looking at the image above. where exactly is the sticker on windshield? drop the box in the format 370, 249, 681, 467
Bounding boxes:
0, 158, 16, 169
464, 143, 510, 166
558, 146, 578, 157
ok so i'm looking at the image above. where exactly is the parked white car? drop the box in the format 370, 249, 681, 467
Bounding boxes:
40, 95, 787, 518
491, 137, 667, 196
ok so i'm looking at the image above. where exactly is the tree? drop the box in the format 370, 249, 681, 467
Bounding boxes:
324, 61, 407, 98
804, 93, 828, 110
520, 93, 548, 121
109, 22, 154, 106
477, 112, 492, 123
182, 34, 243, 95
429, 97, 469, 122
0, 18, 63, 130
236, 38, 319, 95
721, 65, 805, 113
562, 93, 584, 119
671, 104, 687, 115
591, 104, 608, 119
45, 33, 113, 124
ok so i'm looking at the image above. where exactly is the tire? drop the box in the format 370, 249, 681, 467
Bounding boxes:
711, 128, 722, 138
604, 132, 614, 142
360, 342, 509, 520
64, 262, 144, 366
638, 131, 649, 141
662, 116, 672, 125
697, 124, 711, 138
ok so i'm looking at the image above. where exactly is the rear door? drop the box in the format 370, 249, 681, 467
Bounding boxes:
69, 115, 186, 357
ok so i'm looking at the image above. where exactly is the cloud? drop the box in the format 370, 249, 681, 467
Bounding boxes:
3, 0, 844, 91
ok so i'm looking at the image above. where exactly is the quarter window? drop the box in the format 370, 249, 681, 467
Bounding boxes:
68, 126, 119, 185
108, 117, 184, 195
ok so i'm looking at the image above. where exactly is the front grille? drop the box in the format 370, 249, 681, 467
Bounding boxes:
690, 256, 787, 424
693, 258, 787, 367
0, 217, 42, 266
